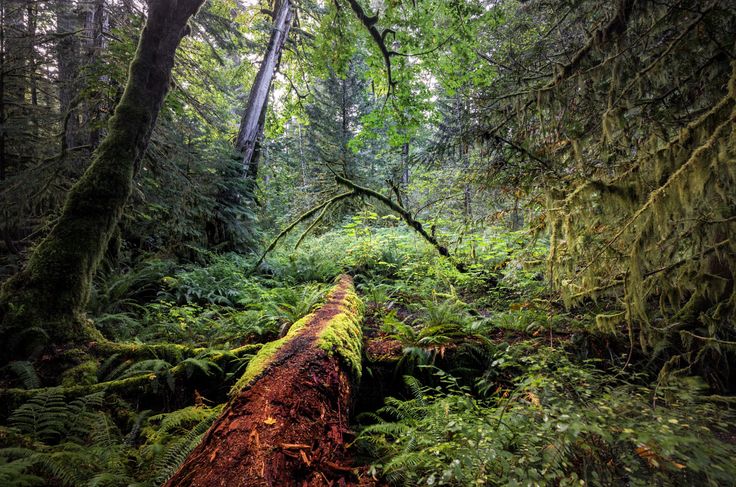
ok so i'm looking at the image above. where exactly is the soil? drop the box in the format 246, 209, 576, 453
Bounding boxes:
165, 276, 376, 487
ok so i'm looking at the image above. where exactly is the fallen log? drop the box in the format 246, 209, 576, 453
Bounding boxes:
164, 275, 365, 486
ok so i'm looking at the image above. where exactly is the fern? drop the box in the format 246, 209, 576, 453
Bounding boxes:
402, 375, 427, 405
0, 450, 44, 487
145, 405, 219, 443
9, 391, 67, 442
85, 471, 135, 487
150, 408, 220, 484
89, 413, 123, 449
178, 356, 223, 379
5, 361, 40, 389
27, 448, 86, 486
65, 393, 107, 443
115, 359, 171, 380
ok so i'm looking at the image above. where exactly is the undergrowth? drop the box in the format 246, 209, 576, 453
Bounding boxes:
1, 224, 734, 486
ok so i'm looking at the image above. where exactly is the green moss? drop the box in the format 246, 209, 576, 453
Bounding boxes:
229, 276, 366, 395
230, 312, 315, 394
61, 360, 99, 387
0, 2, 200, 353
315, 287, 364, 381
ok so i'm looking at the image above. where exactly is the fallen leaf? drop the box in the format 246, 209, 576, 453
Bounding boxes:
263, 416, 277, 425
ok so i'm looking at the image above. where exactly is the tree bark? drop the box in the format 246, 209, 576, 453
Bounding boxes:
56, 0, 82, 152
400, 140, 410, 209
0, 0, 205, 357
1, 0, 27, 181
82, 0, 108, 149
235, 0, 292, 182
164, 276, 364, 487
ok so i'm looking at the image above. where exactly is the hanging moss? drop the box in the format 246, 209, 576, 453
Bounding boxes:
545, 59, 736, 385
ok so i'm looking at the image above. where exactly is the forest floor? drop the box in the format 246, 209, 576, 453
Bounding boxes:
1, 226, 735, 486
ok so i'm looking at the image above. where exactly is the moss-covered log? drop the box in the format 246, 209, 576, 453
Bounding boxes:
0, 0, 204, 359
164, 275, 364, 487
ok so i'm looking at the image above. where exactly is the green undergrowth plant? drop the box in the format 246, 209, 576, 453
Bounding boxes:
0, 389, 224, 486
137, 302, 276, 346
158, 252, 258, 306
262, 284, 327, 333
357, 349, 736, 486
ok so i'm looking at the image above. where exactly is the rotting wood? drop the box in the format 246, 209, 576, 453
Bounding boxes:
164, 275, 367, 487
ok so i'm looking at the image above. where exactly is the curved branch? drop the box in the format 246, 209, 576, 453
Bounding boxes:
343, 0, 396, 93
253, 191, 356, 269
294, 199, 338, 249
334, 175, 467, 271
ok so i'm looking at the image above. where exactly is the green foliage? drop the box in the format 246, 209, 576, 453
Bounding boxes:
2, 0, 735, 480
4, 362, 41, 390
262, 284, 327, 330
0, 391, 135, 486
358, 351, 736, 486
0, 390, 224, 487
142, 405, 223, 485
161, 253, 254, 306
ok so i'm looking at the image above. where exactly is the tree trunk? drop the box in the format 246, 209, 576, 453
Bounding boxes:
235, 0, 292, 182
400, 140, 410, 210
1, 0, 27, 181
82, 0, 108, 149
0, 1, 7, 182
0, 0, 205, 357
56, 0, 82, 152
165, 275, 364, 487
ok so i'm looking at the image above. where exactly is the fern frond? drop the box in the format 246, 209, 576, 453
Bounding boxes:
117, 359, 171, 379
5, 361, 40, 389
9, 391, 67, 442
403, 375, 427, 405
151, 411, 219, 484
178, 357, 223, 379
85, 471, 134, 487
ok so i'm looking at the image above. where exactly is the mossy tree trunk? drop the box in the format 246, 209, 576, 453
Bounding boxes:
0, 0, 204, 356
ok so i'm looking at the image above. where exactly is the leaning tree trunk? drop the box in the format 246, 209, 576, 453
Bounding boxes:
235, 0, 293, 182
165, 275, 364, 487
0, 0, 204, 357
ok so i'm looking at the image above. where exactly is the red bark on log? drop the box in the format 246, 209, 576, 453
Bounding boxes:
164, 275, 366, 487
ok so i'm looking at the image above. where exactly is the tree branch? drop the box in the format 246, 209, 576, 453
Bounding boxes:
334, 175, 466, 271
343, 0, 396, 94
